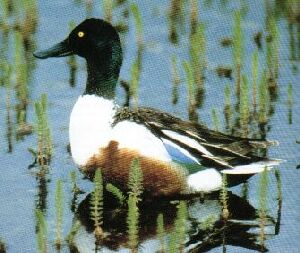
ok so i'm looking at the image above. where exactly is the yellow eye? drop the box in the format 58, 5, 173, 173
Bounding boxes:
78, 31, 85, 38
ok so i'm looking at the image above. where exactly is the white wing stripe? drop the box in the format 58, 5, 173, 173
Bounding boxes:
162, 130, 213, 156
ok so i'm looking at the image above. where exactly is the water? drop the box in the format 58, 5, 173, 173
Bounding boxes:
0, 0, 300, 252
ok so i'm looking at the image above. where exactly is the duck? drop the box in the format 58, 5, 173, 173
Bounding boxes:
34, 18, 280, 197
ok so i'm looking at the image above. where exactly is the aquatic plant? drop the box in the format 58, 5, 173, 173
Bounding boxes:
0, 0, 10, 22
189, 22, 206, 109
66, 219, 81, 248
224, 84, 232, 132
171, 55, 180, 104
241, 182, 249, 200
266, 15, 279, 81
55, 179, 64, 249
287, 82, 293, 124
183, 60, 198, 122
14, 31, 28, 123
85, 0, 94, 17
168, 0, 185, 44
251, 50, 259, 110
127, 158, 143, 199
130, 59, 140, 109
127, 159, 143, 252
274, 169, 282, 235
156, 213, 166, 253
232, 10, 244, 95
168, 201, 188, 252
274, 169, 282, 205
130, 3, 143, 49
127, 195, 139, 253
34, 94, 52, 166
240, 75, 250, 137
103, 0, 113, 23
106, 183, 125, 205
190, 0, 199, 35
189, 23, 206, 88
258, 168, 269, 250
129, 3, 143, 109
67, 21, 78, 87
90, 169, 104, 241
199, 214, 218, 231
3, 63, 13, 152
70, 170, 80, 195
220, 174, 229, 219
35, 209, 48, 253
70, 170, 81, 212
0, 237, 6, 253
211, 108, 220, 131
258, 72, 270, 124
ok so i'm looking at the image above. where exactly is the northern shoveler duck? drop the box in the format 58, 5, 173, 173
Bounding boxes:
34, 19, 279, 196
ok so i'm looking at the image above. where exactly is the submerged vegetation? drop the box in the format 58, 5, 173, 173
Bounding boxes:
127, 159, 143, 252
55, 179, 64, 249
35, 209, 48, 253
34, 94, 52, 166
90, 169, 104, 243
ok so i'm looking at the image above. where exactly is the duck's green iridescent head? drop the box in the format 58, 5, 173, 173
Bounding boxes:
34, 18, 123, 99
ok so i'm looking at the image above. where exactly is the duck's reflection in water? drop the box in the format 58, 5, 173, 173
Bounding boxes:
70, 191, 279, 252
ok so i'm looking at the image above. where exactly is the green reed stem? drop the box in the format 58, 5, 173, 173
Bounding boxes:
66, 219, 81, 247
251, 50, 259, 110
168, 0, 185, 44
240, 75, 250, 124
190, 0, 199, 34
287, 82, 293, 124
70, 170, 80, 194
233, 10, 244, 95
220, 174, 229, 219
224, 84, 232, 132
90, 169, 104, 240
171, 55, 180, 104
258, 168, 269, 250
35, 209, 48, 253
127, 195, 139, 253
258, 71, 270, 124
168, 201, 188, 253
0, 236, 6, 253
130, 3, 143, 48
211, 108, 221, 131
106, 183, 125, 205
128, 158, 143, 199
130, 59, 140, 109
189, 22, 206, 87
274, 169, 282, 204
34, 94, 52, 166
266, 15, 279, 80
183, 60, 197, 121
199, 214, 218, 231
55, 179, 64, 249
14, 31, 28, 121
4, 63, 13, 152
127, 158, 143, 252
103, 0, 113, 23
287, 82, 293, 108
68, 21, 78, 87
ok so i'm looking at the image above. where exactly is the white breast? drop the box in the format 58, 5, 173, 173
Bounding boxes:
69, 95, 116, 166
69, 95, 171, 166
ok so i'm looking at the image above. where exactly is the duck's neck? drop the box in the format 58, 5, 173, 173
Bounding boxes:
85, 42, 122, 100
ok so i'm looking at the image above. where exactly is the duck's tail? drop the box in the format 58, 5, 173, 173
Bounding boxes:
187, 158, 282, 193
221, 158, 282, 175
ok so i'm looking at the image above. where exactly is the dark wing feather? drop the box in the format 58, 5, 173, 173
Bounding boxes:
113, 107, 277, 169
